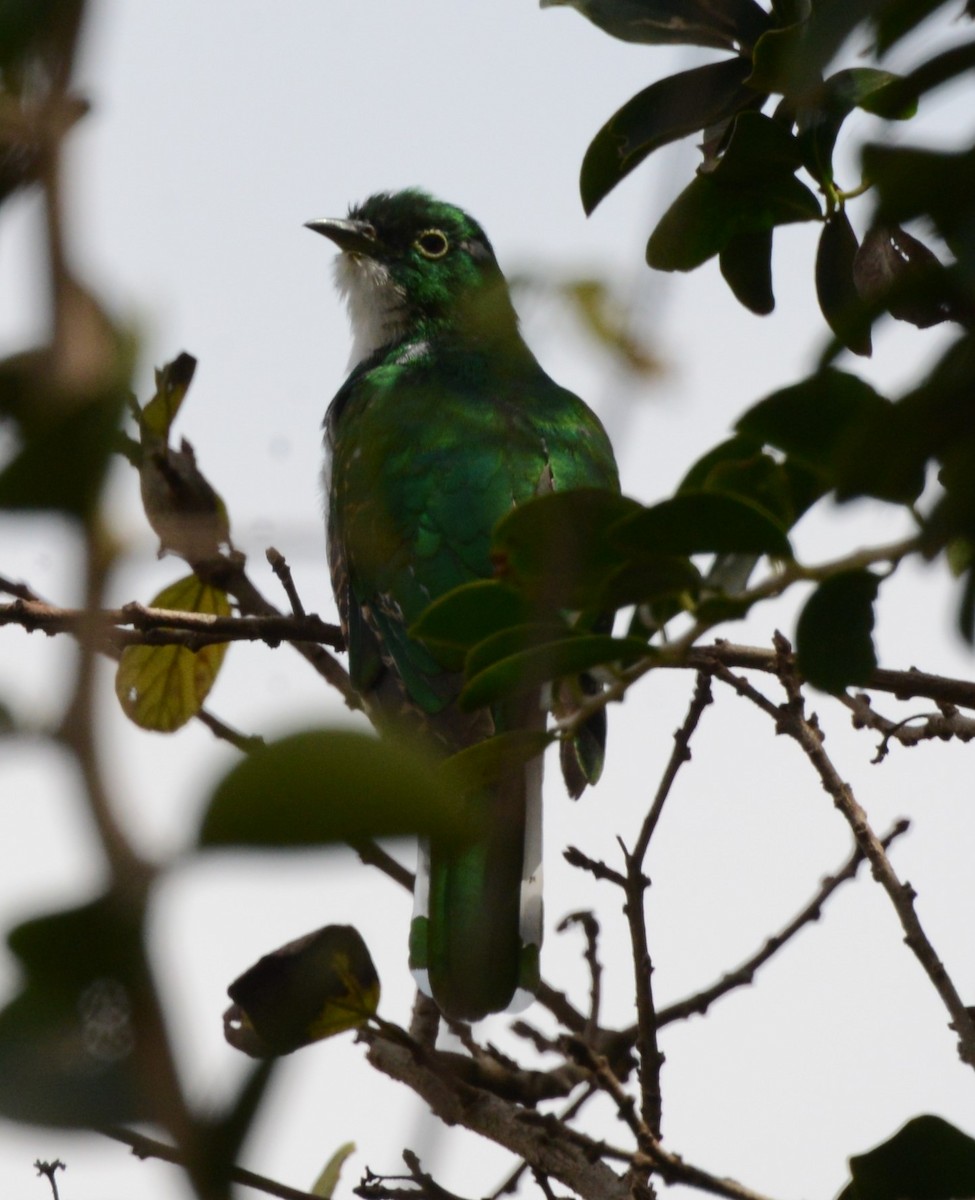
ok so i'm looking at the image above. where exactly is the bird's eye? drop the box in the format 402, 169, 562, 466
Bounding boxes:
415, 229, 449, 259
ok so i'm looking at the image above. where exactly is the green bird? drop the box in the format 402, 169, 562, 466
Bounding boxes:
308, 190, 619, 1021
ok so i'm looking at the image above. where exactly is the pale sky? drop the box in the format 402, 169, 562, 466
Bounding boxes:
1, 4, 974, 1200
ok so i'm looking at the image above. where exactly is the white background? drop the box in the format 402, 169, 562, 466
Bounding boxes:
1, 3, 974, 1199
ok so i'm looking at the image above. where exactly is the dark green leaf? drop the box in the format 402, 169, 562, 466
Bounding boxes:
840, 1114, 975, 1200
0, 0, 68, 70
0, 385, 127, 518
448, 730, 554, 789
873, 40, 975, 115
678, 435, 763, 492
874, 0, 958, 53
863, 143, 975, 267
748, 22, 823, 98
492, 489, 642, 610
0, 894, 150, 1127
460, 633, 649, 711
410, 581, 531, 668
613, 491, 792, 558
545, 0, 769, 51
597, 554, 702, 610
581, 57, 755, 214
854, 225, 962, 329
798, 68, 916, 186
817, 211, 873, 355
719, 229, 775, 314
795, 569, 879, 693
736, 369, 891, 480
199, 729, 472, 849
646, 113, 820, 271
224, 925, 379, 1057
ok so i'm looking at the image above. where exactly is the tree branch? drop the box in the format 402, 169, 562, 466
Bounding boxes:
711, 635, 975, 1069
101, 1126, 321, 1200
654, 818, 910, 1027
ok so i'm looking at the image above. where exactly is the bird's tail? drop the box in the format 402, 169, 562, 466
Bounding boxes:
410, 748, 543, 1022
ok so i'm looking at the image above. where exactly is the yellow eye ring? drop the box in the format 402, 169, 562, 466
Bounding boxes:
415, 229, 449, 259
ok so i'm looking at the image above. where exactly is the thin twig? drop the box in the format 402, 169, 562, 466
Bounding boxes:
34, 1161, 66, 1200
0, 596, 342, 649
558, 911, 603, 1035
102, 1126, 321, 1200
567, 1043, 779, 1200
654, 818, 911, 1027
712, 634, 975, 1069
841, 692, 975, 761
623, 673, 712, 1138
266, 547, 306, 617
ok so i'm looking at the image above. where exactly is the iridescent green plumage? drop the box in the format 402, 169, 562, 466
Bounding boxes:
311, 190, 619, 1020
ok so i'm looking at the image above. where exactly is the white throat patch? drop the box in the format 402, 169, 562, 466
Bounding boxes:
332, 253, 410, 368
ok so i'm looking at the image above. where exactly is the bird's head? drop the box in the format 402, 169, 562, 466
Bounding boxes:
307, 189, 519, 364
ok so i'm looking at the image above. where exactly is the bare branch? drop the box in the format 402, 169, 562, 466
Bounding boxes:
33, 1160, 66, 1200
841, 692, 975, 761
363, 1026, 633, 1200
266, 546, 306, 617
624, 674, 712, 1138
0, 596, 342, 650
558, 911, 603, 1035
563, 845, 625, 887
655, 818, 911, 1027
102, 1126, 320, 1200
712, 634, 975, 1069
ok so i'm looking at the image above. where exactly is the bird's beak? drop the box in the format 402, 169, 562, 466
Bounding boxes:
305, 217, 379, 257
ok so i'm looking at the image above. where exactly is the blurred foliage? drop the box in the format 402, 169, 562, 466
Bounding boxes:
4, 2, 975, 1198
224, 925, 379, 1057
837, 1115, 975, 1200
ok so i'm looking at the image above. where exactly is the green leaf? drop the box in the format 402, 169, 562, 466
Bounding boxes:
0, 384, 127, 518
447, 730, 555, 789
863, 143, 975, 267
680, 439, 824, 533
0, 894, 150, 1127
838, 1114, 975, 1200
492, 489, 642, 611
797, 69, 916, 186
139, 352, 197, 439
0, 0, 67, 71
719, 229, 775, 314
646, 113, 821, 272
460, 633, 649, 711
736, 370, 894, 484
224, 926, 379, 1057
115, 575, 231, 732
613, 491, 792, 558
410, 580, 531, 667
874, 0, 959, 53
872, 41, 975, 114
597, 554, 702, 610
854, 225, 962, 330
547, 0, 770, 51
816, 211, 872, 356
795, 569, 879, 693
199, 729, 472, 849
580, 57, 755, 214
312, 1143, 357, 1200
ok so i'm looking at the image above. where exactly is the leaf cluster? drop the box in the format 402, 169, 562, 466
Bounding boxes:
574, 0, 975, 343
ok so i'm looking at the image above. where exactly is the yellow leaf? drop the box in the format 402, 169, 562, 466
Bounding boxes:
312, 1143, 356, 1199
115, 574, 230, 731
